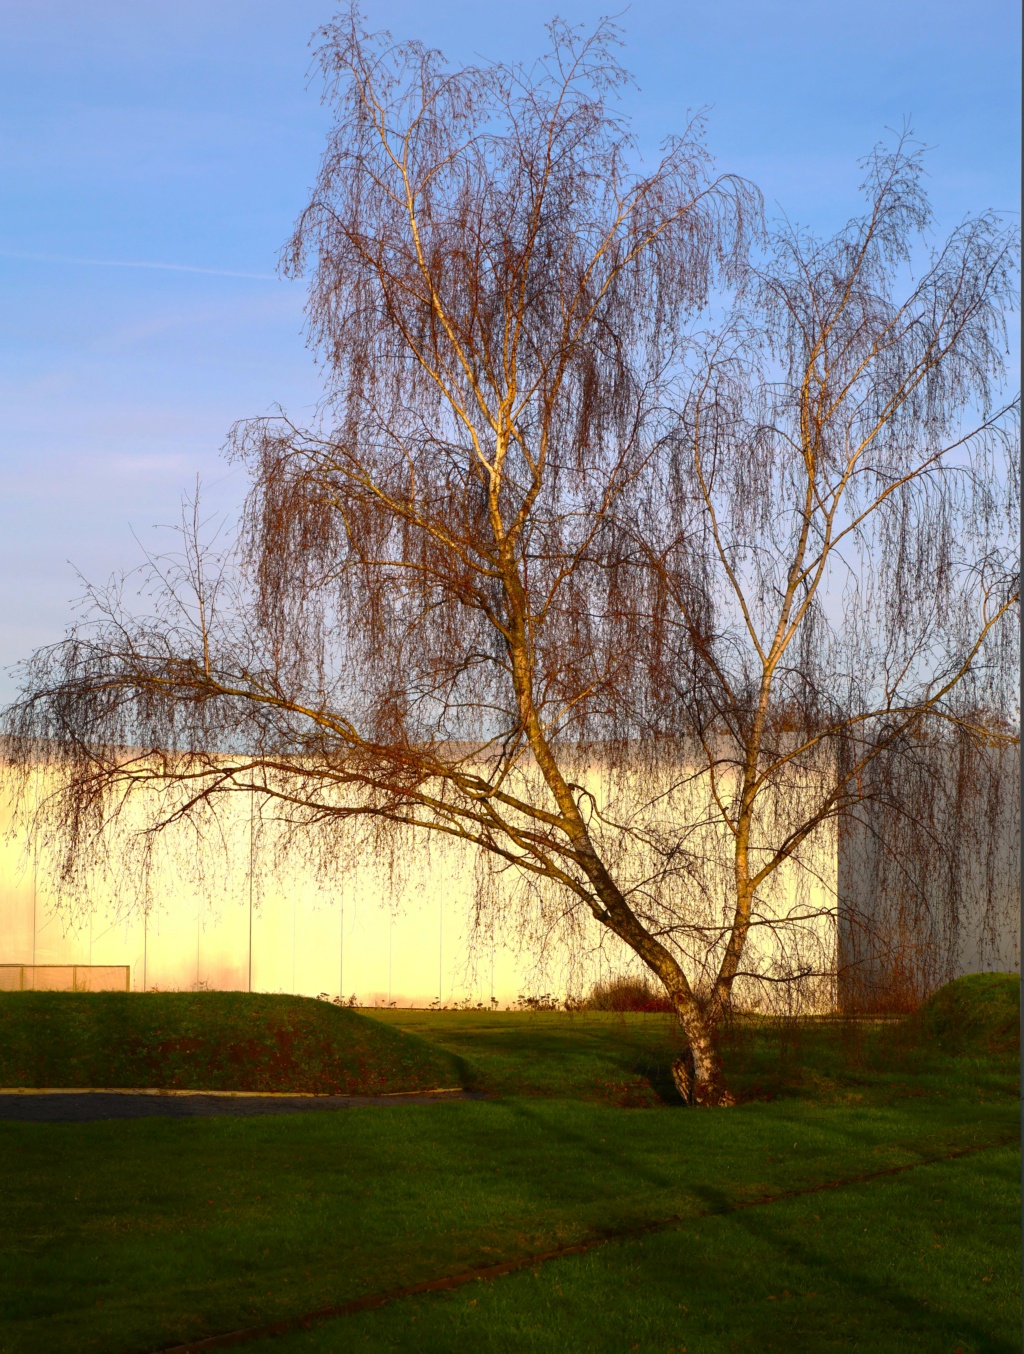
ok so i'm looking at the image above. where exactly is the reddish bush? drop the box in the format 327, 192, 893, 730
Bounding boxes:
585, 976, 674, 1013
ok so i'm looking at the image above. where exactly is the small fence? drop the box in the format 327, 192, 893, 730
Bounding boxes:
0, 964, 131, 993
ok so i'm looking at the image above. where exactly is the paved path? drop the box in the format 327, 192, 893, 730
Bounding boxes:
0, 1089, 484, 1122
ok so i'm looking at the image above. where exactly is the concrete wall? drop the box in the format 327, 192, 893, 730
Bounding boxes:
0, 765, 659, 1006
18, 750, 997, 1012
837, 746, 1020, 1010
1, 756, 841, 1009
4, 745, 1014, 1016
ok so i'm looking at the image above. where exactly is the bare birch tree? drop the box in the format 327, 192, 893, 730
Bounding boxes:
4, 13, 1018, 1104
636, 133, 1019, 1025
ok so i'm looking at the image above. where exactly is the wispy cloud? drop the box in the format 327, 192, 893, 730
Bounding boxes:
0, 249, 284, 281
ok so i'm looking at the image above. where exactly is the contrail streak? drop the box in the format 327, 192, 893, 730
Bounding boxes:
0, 249, 284, 281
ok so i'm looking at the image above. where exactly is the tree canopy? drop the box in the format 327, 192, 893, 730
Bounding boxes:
5, 11, 1018, 1105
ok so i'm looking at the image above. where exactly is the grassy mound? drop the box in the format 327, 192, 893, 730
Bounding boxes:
905, 972, 1020, 1054
0, 991, 464, 1094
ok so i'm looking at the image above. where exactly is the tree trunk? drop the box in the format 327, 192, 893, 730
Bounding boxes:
669, 996, 735, 1107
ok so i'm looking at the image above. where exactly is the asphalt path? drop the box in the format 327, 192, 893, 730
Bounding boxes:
0, 1090, 484, 1122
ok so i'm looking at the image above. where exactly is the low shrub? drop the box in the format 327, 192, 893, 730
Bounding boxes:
513, 993, 565, 1011
585, 975, 674, 1013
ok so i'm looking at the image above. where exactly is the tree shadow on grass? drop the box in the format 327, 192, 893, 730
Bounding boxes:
686, 1168, 1019, 1354
626, 1054, 685, 1106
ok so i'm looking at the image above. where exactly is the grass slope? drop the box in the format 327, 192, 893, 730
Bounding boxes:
906, 972, 1020, 1055
0, 992, 462, 1094
370, 975, 1021, 1106
0, 1011, 1018, 1353
372, 1008, 689, 1105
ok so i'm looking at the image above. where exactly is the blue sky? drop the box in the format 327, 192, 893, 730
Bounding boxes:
0, 0, 1019, 699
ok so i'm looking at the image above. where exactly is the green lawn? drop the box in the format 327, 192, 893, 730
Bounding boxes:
0, 985, 1018, 1354
274, 1144, 1021, 1354
0, 991, 461, 1094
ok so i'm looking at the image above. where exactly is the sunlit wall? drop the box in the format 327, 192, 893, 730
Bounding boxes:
1, 760, 839, 1009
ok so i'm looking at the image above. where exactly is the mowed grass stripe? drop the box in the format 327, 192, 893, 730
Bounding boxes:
287, 1143, 1020, 1354
5, 1091, 1017, 1354
2, 982, 1018, 1354
155, 1136, 1016, 1354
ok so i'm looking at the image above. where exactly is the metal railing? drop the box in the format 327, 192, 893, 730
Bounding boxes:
0, 964, 131, 993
